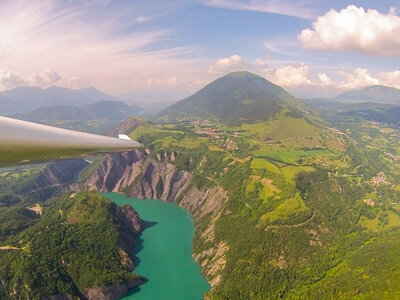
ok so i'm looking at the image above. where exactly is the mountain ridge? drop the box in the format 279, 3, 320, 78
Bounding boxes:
10, 101, 143, 134
157, 71, 309, 124
310, 85, 400, 105
0, 86, 131, 115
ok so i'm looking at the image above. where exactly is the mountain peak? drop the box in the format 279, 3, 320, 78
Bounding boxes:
156, 71, 307, 124
224, 71, 264, 79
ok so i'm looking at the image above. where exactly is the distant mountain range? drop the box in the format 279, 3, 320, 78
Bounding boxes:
157, 71, 309, 124
0, 85, 143, 133
0, 86, 138, 115
309, 85, 400, 105
11, 100, 142, 134
12, 100, 142, 123
304, 85, 400, 125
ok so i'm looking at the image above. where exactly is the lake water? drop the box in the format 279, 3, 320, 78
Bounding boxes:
103, 193, 210, 300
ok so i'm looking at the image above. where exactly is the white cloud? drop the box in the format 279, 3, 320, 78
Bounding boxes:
338, 68, 380, 89
208, 54, 247, 74
318, 73, 333, 86
378, 70, 400, 89
0, 0, 203, 99
254, 55, 400, 96
0, 69, 25, 88
33, 68, 61, 86
298, 5, 400, 56
147, 76, 177, 87
136, 16, 150, 23
64, 75, 91, 89
256, 58, 267, 67
262, 63, 312, 87
205, 0, 318, 19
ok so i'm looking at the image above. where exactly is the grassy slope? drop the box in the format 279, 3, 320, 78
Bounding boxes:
125, 104, 400, 299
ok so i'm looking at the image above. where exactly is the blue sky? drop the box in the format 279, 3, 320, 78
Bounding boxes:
0, 0, 399, 102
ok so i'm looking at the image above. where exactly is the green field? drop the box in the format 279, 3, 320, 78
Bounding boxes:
253, 147, 330, 165
261, 193, 311, 224
250, 158, 280, 173
359, 210, 400, 232
239, 113, 320, 141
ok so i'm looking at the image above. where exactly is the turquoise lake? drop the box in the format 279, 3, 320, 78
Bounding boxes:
103, 193, 210, 300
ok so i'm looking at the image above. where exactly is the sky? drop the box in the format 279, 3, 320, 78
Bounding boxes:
0, 0, 399, 102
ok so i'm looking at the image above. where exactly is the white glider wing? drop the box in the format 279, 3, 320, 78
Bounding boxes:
0, 116, 141, 166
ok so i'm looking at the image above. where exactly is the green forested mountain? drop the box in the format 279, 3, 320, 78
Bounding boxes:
3, 72, 400, 299
157, 71, 308, 124
0, 192, 143, 299
123, 74, 400, 299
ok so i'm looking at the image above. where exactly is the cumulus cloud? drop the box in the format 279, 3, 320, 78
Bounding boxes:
298, 5, 400, 56
262, 63, 312, 87
335, 69, 400, 91
338, 68, 380, 89
33, 68, 61, 86
254, 55, 400, 96
0, 69, 25, 88
208, 55, 247, 74
256, 58, 267, 67
64, 75, 91, 89
379, 71, 400, 89
318, 73, 333, 86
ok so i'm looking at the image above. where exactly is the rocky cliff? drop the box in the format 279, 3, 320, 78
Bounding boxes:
82, 278, 145, 300
71, 151, 144, 192
71, 150, 191, 202
15, 159, 89, 201
70, 149, 229, 293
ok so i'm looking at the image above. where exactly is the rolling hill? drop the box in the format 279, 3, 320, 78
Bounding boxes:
157, 71, 309, 124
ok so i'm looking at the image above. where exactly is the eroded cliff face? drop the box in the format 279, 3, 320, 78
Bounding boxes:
20, 159, 89, 200
70, 151, 143, 192
125, 158, 191, 201
179, 186, 229, 288
71, 150, 191, 203
70, 150, 229, 294
82, 278, 145, 300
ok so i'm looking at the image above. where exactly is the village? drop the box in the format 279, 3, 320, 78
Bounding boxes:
191, 120, 239, 151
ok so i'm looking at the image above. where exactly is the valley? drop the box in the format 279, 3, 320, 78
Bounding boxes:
1, 1, 399, 299
67, 73, 400, 298
1, 72, 400, 299
105, 193, 210, 300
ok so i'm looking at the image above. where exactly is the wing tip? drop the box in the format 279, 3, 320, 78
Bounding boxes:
118, 134, 132, 141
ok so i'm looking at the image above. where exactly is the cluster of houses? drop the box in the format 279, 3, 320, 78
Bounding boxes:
384, 152, 400, 161
371, 171, 390, 186
191, 120, 239, 151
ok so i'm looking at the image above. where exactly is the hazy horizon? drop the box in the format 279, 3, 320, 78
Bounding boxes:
0, 0, 399, 102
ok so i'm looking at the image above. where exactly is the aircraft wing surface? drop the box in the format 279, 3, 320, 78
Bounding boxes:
0, 116, 141, 166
